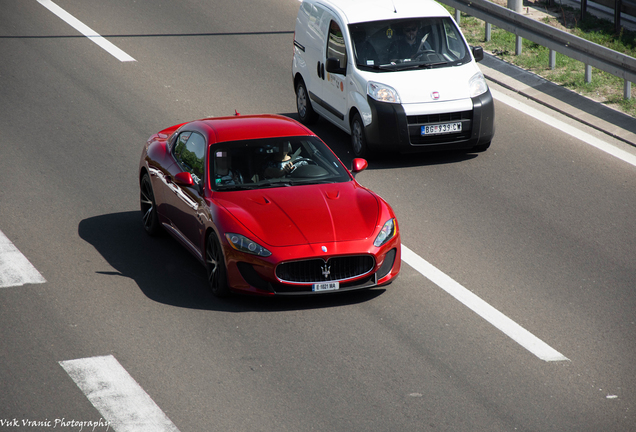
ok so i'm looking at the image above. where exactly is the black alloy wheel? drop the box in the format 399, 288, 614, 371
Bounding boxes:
140, 173, 161, 236
206, 232, 230, 297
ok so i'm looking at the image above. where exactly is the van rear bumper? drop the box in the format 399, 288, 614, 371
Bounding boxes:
365, 90, 495, 152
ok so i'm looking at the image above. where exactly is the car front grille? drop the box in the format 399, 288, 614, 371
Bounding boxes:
276, 255, 375, 283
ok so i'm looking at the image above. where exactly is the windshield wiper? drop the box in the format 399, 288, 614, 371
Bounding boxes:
417, 61, 448, 69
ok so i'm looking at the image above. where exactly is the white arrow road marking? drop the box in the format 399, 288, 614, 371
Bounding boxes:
59, 355, 180, 432
401, 245, 569, 362
0, 230, 46, 288
37, 0, 136, 62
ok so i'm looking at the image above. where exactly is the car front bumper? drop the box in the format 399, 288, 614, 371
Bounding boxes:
365, 90, 495, 153
223, 235, 401, 296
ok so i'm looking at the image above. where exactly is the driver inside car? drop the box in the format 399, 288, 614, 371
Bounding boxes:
388, 22, 431, 61
263, 142, 308, 178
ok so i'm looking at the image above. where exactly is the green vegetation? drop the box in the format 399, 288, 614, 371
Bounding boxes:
447, 1, 636, 117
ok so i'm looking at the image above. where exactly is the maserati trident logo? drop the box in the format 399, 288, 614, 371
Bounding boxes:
321, 264, 331, 279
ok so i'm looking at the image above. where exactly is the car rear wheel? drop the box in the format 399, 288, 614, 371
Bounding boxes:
206, 232, 230, 298
351, 113, 369, 158
140, 173, 161, 236
296, 79, 318, 125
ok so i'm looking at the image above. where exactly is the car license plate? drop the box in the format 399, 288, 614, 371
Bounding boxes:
312, 282, 339, 292
421, 122, 462, 135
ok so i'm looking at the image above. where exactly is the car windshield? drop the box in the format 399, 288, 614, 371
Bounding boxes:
349, 17, 470, 71
210, 136, 351, 191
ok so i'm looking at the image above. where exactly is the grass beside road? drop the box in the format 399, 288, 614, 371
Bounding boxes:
448, 0, 636, 117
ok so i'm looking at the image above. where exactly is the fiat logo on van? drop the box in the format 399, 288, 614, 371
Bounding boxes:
431, 91, 440, 100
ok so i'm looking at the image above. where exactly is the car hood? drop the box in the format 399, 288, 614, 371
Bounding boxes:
214, 182, 380, 247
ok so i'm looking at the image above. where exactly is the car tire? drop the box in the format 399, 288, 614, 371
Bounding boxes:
296, 79, 318, 125
140, 173, 162, 236
206, 232, 230, 298
351, 113, 370, 158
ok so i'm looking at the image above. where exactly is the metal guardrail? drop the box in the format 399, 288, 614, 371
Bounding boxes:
439, 0, 636, 98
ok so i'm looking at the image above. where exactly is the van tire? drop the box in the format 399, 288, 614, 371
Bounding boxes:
351, 113, 370, 158
296, 80, 318, 125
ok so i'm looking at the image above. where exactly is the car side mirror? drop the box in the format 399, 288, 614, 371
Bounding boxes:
351, 158, 368, 174
174, 171, 195, 186
326, 57, 346, 75
471, 46, 484, 63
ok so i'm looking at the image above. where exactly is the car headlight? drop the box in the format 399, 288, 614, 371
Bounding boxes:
225, 233, 271, 257
367, 82, 401, 103
469, 71, 488, 97
374, 218, 396, 247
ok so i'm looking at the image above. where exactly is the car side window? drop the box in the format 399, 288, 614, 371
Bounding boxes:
173, 131, 205, 186
327, 20, 347, 74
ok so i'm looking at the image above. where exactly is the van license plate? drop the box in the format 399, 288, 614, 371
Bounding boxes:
421, 122, 462, 135
313, 282, 339, 292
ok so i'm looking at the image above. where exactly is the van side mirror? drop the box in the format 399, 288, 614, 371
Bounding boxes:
326, 57, 346, 75
471, 46, 484, 63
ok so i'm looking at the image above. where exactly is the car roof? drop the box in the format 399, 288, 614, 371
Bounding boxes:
188, 114, 315, 144
314, 0, 450, 24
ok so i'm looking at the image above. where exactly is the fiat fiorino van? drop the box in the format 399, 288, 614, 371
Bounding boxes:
292, 0, 495, 157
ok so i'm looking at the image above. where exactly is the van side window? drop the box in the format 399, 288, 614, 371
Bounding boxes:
327, 20, 347, 74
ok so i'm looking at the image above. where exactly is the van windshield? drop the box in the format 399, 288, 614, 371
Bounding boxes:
349, 17, 471, 71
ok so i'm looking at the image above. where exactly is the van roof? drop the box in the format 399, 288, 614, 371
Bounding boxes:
314, 0, 450, 24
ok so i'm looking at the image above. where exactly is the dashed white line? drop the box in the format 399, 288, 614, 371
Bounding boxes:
491, 88, 636, 168
0, 230, 46, 288
59, 355, 180, 432
37, 0, 136, 62
401, 245, 569, 362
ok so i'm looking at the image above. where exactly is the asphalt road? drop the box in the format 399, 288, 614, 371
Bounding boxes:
1, 1, 635, 431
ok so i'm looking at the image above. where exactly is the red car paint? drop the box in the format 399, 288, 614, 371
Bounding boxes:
139, 114, 400, 296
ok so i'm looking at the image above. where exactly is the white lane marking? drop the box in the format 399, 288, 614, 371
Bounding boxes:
0, 230, 46, 288
491, 88, 636, 168
59, 355, 180, 432
37, 0, 136, 62
401, 245, 569, 362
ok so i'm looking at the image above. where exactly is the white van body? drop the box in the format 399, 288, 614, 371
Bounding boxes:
292, 0, 495, 157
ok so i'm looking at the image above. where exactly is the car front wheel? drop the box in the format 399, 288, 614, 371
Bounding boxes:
206, 232, 230, 298
140, 173, 161, 236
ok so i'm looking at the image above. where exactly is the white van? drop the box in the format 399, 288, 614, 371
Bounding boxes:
292, 0, 495, 157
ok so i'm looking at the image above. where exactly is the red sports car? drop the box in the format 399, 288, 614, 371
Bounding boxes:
139, 114, 401, 297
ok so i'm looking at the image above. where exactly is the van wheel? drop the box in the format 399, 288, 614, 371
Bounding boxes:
296, 80, 318, 125
351, 113, 369, 158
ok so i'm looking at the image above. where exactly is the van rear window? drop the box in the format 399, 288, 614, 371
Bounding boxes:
349, 18, 470, 71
